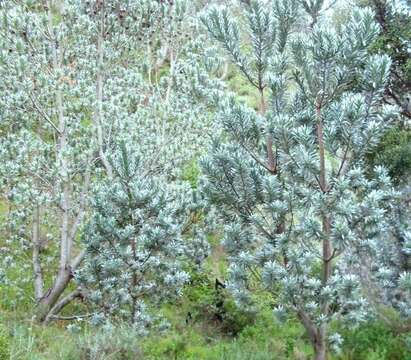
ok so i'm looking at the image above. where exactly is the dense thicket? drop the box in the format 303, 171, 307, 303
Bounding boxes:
0, 1, 410, 359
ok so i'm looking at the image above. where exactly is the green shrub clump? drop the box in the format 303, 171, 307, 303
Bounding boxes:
367, 127, 411, 184
341, 321, 411, 360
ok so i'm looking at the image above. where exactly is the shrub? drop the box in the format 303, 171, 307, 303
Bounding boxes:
340, 321, 411, 360
77, 325, 142, 360
183, 270, 255, 336
367, 127, 411, 184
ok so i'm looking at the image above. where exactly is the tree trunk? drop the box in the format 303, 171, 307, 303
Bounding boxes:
34, 0, 74, 324
44, 288, 82, 324
34, 249, 85, 322
259, 88, 277, 174
298, 310, 328, 360
165, 49, 176, 105
31, 1, 91, 323
95, 0, 113, 177
316, 103, 331, 360
35, 266, 72, 322
32, 205, 44, 302
313, 340, 327, 360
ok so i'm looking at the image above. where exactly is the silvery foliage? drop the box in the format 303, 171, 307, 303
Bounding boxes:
365, 192, 411, 318
0, 132, 51, 292
73, 322, 143, 358
77, 143, 209, 332
200, 0, 400, 352
0, 0, 220, 306
76, 0, 225, 178
390, 0, 411, 16
0, 0, 96, 303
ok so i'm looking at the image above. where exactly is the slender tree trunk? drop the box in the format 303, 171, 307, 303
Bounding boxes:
50, 0, 72, 287
32, 205, 43, 302
165, 49, 176, 105
316, 103, 332, 360
147, 42, 152, 85
154, 45, 169, 83
29, 1, 92, 323
95, 0, 113, 177
34, 1, 74, 322
316, 104, 332, 284
259, 88, 277, 174
314, 339, 327, 360
298, 309, 327, 360
46, 0, 72, 272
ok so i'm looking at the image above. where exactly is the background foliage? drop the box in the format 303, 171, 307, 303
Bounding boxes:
0, 0, 410, 359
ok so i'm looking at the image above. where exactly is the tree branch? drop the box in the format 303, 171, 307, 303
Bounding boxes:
44, 288, 84, 324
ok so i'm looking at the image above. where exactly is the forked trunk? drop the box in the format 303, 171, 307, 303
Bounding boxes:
35, 266, 72, 322
34, 249, 85, 322
298, 311, 328, 360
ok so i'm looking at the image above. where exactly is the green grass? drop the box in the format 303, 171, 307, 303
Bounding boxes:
2, 299, 411, 359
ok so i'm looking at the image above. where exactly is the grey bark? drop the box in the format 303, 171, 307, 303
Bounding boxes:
32, 205, 43, 302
